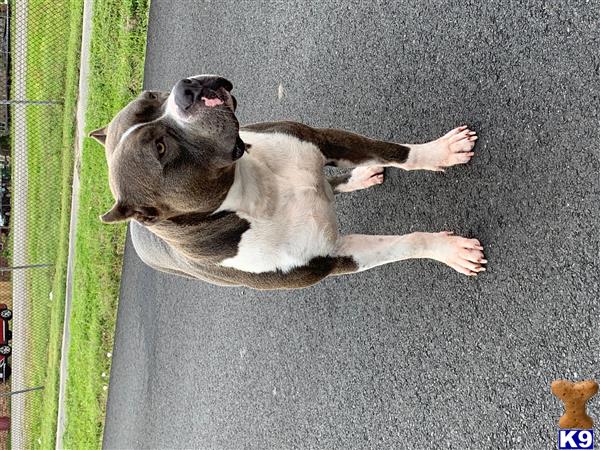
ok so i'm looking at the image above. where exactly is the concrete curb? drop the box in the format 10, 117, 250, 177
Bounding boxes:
55, 0, 93, 447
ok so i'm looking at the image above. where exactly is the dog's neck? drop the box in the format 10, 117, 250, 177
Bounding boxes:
163, 136, 246, 222
147, 163, 238, 239
215, 152, 275, 218
134, 156, 263, 263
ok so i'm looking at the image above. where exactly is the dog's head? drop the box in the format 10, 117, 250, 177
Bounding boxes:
90, 74, 243, 225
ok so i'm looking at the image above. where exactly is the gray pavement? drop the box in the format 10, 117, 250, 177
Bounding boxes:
103, 1, 600, 449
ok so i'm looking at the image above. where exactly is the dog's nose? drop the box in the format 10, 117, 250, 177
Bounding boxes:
174, 78, 202, 110
173, 76, 234, 111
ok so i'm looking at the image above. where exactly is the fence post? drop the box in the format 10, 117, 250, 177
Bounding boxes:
0, 100, 62, 105
0, 386, 44, 397
0, 263, 51, 271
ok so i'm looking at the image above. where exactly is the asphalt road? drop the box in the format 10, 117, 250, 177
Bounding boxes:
103, 2, 600, 449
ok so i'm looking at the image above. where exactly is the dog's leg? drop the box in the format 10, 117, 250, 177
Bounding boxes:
184, 233, 486, 290
318, 125, 477, 171
325, 125, 474, 191
334, 231, 487, 276
242, 121, 477, 172
327, 166, 385, 194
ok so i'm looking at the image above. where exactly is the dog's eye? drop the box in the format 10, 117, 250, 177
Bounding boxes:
147, 92, 157, 100
156, 139, 166, 157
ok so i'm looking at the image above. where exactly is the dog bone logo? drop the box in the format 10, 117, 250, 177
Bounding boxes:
551, 380, 598, 429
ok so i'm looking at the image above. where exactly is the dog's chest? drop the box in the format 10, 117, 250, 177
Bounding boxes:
215, 131, 338, 273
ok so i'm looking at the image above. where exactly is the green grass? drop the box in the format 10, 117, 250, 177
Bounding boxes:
15, 0, 149, 447
64, 0, 149, 448
19, 0, 84, 447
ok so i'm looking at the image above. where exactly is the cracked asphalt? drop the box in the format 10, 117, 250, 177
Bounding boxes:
103, 1, 600, 449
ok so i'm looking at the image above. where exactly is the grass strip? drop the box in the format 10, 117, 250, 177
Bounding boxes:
64, 0, 149, 447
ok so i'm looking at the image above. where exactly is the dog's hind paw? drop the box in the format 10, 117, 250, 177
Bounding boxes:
336, 166, 385, 192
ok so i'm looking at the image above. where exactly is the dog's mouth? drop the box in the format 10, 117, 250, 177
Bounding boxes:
198, 88, 226, 108
201, 95, 224, 107
186, 87, 235, 114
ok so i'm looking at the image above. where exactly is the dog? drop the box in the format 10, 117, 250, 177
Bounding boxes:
90, 74, 486, 290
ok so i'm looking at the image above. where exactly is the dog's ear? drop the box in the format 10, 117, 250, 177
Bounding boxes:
133, 207, 160, 225
100, 202, 133, 223
89, 126, 107, 145
100, 203, 160, 225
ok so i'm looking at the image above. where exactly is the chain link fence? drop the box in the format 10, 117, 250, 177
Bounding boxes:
0, 0, 77, 448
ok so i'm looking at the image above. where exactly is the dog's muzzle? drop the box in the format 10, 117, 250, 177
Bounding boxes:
173, 76, 232, 111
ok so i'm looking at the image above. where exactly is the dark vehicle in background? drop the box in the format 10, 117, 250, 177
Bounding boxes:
0, 303, 12, 382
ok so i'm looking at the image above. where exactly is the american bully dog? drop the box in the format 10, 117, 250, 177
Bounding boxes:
90, 74, 486, 290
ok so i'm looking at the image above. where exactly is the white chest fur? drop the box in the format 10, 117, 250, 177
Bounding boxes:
215, 131, 339, 273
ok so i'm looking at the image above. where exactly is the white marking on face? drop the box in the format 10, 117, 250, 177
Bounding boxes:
117, 122, 148, 148
164, 92, 186, 124
115, 109, 171, 151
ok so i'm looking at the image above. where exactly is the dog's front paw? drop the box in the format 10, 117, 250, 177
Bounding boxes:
426, 231, 487, 276
410, 126, 478, 171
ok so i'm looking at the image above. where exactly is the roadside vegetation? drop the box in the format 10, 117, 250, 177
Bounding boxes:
17, 0, 149, 448
65, 0, 149, 448
21, 0, 83, 447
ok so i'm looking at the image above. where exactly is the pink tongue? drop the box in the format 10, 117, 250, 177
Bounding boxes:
201, 97, 224, 107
